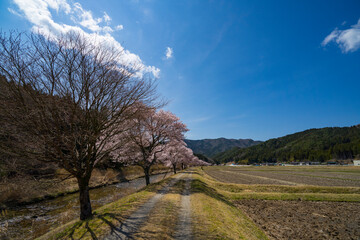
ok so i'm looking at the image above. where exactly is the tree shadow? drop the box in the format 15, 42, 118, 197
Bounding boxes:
84, 221, 98, 240
96, 212, 135, 239
59, 212, 136, 239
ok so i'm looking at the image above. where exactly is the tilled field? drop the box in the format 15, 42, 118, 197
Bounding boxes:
234, 199, 360, 240
204, 166, 360, 187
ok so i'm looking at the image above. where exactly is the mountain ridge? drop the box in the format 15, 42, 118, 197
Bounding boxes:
213, 125, 360, 164
184, 138, 262, 158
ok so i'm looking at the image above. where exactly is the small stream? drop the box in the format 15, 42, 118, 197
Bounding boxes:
0, 172, 172, 240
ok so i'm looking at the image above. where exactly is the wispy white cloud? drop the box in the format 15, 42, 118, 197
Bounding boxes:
103, 11, 111, 23
322, 19, 360, 53
7, 7, 22, 17
165, 47, 173, 59
10, 0, 160, 78
322, 29, 340, 46
115, 24, 124, 30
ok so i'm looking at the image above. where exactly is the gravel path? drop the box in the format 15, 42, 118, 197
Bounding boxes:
104, 174, 183, 240
174, 173, 192, 240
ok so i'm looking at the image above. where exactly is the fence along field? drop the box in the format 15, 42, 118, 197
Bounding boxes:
201, 165, 360, 239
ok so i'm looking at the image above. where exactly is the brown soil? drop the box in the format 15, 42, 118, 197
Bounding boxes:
234, 199, 360, 240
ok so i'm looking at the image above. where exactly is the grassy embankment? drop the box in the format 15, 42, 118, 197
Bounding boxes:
0, 165, 170, 208
189, 170, 268, 240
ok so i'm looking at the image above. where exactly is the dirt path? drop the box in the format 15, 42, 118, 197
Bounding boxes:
104, 174, 183, 240
173, 173, 192, 240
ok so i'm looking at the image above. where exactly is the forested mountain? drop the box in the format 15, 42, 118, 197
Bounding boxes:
213, 125, 360, 164
184, 138, 262, 157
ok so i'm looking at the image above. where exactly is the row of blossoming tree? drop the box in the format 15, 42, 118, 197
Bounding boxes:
0, 31, 209, 220
107, 106, 207, 185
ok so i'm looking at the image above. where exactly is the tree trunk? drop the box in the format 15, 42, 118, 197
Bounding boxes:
173, 164, 177, 174
144, 166, 150, 185
78, 177, 92, 220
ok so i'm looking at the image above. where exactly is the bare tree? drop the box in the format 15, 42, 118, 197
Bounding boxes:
0, 31, 158, 220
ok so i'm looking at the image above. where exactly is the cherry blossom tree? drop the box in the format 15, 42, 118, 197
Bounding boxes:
159, 140, 189, 174
111, 108, 188, 185
159, 140, 211, 172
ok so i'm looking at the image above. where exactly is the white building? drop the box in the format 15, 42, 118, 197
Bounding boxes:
353, 160, 360, 166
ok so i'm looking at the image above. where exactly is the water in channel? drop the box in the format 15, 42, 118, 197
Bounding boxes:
0, 172, 172, 240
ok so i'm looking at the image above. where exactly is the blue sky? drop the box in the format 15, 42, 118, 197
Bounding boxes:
1, 0, 360, 141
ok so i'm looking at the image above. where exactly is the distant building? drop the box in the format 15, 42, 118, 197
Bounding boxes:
327, 161, 337, 165
354, 160, 360, 166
